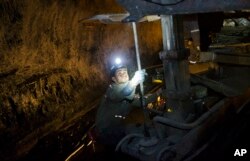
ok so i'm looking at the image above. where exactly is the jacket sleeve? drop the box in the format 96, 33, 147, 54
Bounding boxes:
106, 82, 136, 102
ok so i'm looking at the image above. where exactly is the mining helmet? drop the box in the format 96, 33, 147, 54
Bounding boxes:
110, 58, 127, 77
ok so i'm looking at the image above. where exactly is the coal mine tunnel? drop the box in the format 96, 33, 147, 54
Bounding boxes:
1, 0, 250, 161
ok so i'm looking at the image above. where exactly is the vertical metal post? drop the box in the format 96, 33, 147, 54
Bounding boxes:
132, 22, 144, 96
132, 22, 150, 125
160, 15, 192, 124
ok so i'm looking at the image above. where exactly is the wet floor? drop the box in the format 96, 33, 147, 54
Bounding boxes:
16, 106, 141, 161
67, 142, 140, 161
16, 108, 97, 161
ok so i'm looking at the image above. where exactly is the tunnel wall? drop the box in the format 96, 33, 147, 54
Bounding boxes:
0, 0, 163, 155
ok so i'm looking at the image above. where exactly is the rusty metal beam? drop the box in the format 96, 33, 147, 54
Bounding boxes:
116, 0, 250, 22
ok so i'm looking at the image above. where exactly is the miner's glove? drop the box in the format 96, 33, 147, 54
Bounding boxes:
131, 69, 146, 86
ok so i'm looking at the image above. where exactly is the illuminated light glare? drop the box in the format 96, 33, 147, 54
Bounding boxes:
153, 79, 163, 83
65, 144, 85, 161
115, 58, 122, 65
87, 140, 93, 146
147, 103, 154, 109
189, 60, 197, 64
157, 96, 161, 102
167, 108, 172, 112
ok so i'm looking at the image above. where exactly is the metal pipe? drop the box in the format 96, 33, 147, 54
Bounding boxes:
190, 74, 241, 97
153, 99, 226, 130
132, 22, 144, 94
132, 22, 150, 122
115, 133, 144, 151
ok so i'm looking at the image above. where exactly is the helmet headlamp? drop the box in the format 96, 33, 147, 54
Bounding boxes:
110, 57, 127, 77
115, 58, 122, 65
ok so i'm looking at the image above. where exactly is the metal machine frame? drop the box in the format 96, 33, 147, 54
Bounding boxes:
113, 1, 250, 161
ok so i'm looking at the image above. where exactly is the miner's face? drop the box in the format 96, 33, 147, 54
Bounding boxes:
112, 68, 129, 84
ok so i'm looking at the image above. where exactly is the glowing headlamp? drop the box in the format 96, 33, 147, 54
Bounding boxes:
115, 57, 122, 65
110, 57, 126, 76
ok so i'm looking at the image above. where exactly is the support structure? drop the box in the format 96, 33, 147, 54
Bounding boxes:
116, 0, 250, 22
160, 15, 192, 128
113, 1, 250, 161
